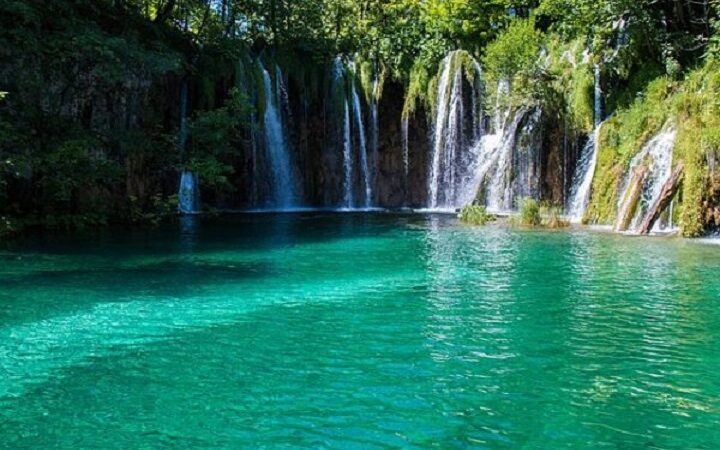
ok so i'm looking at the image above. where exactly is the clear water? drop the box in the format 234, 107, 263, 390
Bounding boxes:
1, 214, 719, 448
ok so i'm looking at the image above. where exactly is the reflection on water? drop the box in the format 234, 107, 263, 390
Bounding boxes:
0, 213, 718, 449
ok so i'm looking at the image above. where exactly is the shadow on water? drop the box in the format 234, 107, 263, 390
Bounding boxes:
1, 212, 416, 258
0, 259, 278, 325
0, 213, 421, 325
0, 259, 277, 288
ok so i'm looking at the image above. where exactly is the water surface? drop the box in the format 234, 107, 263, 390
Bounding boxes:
1, 214, 719, 448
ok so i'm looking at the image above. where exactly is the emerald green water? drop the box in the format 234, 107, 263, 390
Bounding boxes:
1, 213, 719, 448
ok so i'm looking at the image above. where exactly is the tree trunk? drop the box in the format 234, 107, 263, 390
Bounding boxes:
154, 0, 177, 23
614, 165, 648, 232
637, 163, 684, 235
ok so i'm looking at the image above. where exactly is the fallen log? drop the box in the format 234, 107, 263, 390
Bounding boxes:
637, 163, 684, 235
614, 165, 648, 232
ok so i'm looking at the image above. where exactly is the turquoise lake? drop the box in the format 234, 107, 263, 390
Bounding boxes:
1, 213, 719, 448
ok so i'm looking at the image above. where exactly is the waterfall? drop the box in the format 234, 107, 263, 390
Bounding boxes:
401, 116, 409, 196
370, 69, 380, 204
333, 57, 355, 209
566, 65, 603, 222
333, 56, 374, 209
351, 82, 372, 208
593, 65, 602, 127
512, 108, 543, 201
469, 79, 514, 213
342, 98, 353, 209
566, 129, 599, 222
427, 51, 484, 210
260, 61, 297, 209
423, 69, 543, 213
427, 55, 454, 208
484, 108, 531, 212
616, 126, 677, 232
249, 110, 259, 206
177, 80, 200, 214
178, 170, 200, 214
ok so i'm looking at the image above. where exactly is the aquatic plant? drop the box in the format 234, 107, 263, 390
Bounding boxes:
458, 205, 494, 225
517, 197, 542, 227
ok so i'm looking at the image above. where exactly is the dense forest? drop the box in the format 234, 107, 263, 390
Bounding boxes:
1, 0, 719, 237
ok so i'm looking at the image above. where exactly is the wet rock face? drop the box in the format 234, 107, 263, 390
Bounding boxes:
376, 81, 428, 208
282, 78, 429, 209
540, 113, 569, 206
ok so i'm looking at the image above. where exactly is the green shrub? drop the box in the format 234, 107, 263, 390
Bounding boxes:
483, 18, 543, 85
517, 197, 542, 226
458, 205, 493, 225
128, 194, 178, 226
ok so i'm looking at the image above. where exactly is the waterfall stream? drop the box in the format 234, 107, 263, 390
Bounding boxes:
401, 117, 409, 198
260, 61, 297, 209
177, 80, 200, 214
334, 57, 375, 210
342, 98, 353, 208
566, 130, 599, 222
594, 65, 602, 128
426, 51, 484, 210
566, 64, 603, 222
370, 72, 380, 205
351, 83, 372, 208
484, 108, 531, 212
616, 126, 677, 232
178, 170, 200, 214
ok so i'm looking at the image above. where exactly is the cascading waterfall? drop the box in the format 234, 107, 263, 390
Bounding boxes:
177, 80, 200, 214
334, 57, 355, 208
260, 61, 297, 209
566, 64, 603, 222
249, 110, 259, 206
401, 116, 409, 193
334, 56, 374, 209
370, 68, 380, 203
427, 51, 484, 210
566, 129, 599, 221
469, 78, 533, 212
178, 170, 200, 214
616, 126, 677, 232
593, 64, 602, 127
342, 99, 353, 208
483, 108, 531, 212
351, 81, 372, 208
447, 76, 544, 213
511, 108, 544, 201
